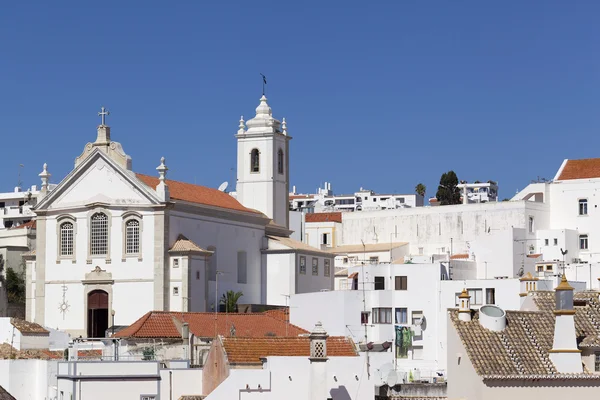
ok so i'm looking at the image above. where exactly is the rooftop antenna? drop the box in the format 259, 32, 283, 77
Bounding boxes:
17, 164, 24, 190
560, 248, 568, 275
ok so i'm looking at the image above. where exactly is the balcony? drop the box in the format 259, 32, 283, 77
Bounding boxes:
2, 205, 34, 218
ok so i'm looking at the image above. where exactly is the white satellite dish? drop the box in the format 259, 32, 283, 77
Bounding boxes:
374, 362, 394, 387
218, 181, 229, 192
386, 370, 398, 387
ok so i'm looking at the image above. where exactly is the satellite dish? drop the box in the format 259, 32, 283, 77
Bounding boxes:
374, 363, 394, 387
218, 181, 229, 192
386, 370, 398, 387
517, 267, 524, 277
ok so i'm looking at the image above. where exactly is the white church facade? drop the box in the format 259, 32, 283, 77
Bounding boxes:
25, 97, 334, 337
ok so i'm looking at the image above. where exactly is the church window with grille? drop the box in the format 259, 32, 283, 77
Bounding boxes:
277, 148, 284, 174
125, 219, 140, 254
60, 222, 74, 256
250, 149, 260, 173
90, 213, 108, 256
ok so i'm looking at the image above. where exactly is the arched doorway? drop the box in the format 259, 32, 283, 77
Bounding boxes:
87, 290, 108, 337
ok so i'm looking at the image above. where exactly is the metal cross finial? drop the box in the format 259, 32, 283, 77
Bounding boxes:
98, 106, 110, 126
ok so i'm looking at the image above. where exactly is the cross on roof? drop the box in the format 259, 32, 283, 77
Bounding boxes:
98, 106, 110, 126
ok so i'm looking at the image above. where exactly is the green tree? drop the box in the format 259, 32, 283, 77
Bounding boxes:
220, 290, 243, 313
415, 183, 426, 197
436, 171, 461, 205
6, 268, 25, 304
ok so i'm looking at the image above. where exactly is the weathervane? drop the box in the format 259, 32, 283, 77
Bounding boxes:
58, 282, 70, 319
260, 73, 267, 96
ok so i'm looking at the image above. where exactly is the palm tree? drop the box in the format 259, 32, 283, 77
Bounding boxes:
415, 183, 426, 197
220, 290, 243, 313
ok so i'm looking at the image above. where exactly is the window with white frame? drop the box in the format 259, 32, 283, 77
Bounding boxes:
579, 199, 588, 216
250, 149, 260, 173
173, 258, 179, 268
324, 259, 331, 277
395, 308, 408, 324
554, 238, 558, 246
60, 221, 74, 256
90, 212, 108, 256
580, 234, 588, 250
173, 287, 179, 296
125, 219, 140, 254
372, 307, 392, 324
528, 216, 535, 233
544, 239, 549, 246
312, 258, 319, 275
468, 288, 483, 305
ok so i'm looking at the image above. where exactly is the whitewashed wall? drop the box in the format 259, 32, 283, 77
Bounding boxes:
0, 359, 58, 400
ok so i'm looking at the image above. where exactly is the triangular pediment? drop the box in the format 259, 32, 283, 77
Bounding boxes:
36, 150, 161, 211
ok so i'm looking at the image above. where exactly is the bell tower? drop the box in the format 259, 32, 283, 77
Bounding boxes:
236, 96, 291, 228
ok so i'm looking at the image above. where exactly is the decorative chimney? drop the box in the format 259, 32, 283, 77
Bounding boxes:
549, 275, 582, 373
309, 321, 329, 400
519, 272, 538, 298
38, 163, 51, 200
156, 157, 170, 202
458, 289, 471, 322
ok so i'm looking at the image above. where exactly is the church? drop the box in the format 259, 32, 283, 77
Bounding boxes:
24, 96, 334, 337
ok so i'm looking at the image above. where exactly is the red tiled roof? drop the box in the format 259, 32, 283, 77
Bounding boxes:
305, 212, 342, 223
558, 158, 600, 180
9, 220, 36, 230
450, 253, 469, 260
222, 336, 357, 364
527, 253, 542, 258
116, 310, 308, 339
136, 174, 261, 214
264, 308, 289, 323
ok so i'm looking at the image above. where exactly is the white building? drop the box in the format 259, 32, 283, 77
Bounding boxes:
289, 182, 424, 213
25, 98, 333, 338
0, 185, 39, 230
290, 260, 586, 378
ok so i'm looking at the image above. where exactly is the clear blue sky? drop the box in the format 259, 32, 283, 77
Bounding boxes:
1, 1, 599, 200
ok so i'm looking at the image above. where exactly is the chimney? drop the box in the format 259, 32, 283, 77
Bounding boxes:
458, 289, 471, 322
156, 157, 170, 202
309, 321, 329, 400
549, 275, 582, 373
38, 163, 51, 200
519, 272, 538, 305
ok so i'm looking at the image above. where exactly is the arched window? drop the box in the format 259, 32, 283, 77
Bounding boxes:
250, 149, 260, 173
90, 212, 108, 256
60, 222, 74, 256
277, 148, 284, 175
125, 219, 140, 255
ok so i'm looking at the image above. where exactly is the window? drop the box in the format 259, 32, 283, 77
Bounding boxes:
395, 276, 407, 290
595, 352, 600, 372
580, 234, 588, 250
207, 246, 217, 281
60, 222, 74, 256
141, 396, 156, 400
173, 259, 179, 268
554, 238, 558, 246
546, 264, 553, 271
579, 199, 588, 216
544, 239, 549, 246
486, 288, 496, 305
343, 257, 348, 264
237, 251, 247, 284
374, 276, 385, 290
528, 216, 535, 233
372, 308, 392, 324
537, 265, 544, 272
468, 289, 483, 305
299, 256, 306, 274
90, 212, 108, 256
418, 247, 424, 255
324, 259, 331, 277
369, 256, 379, 264
412, 346, 424, 360
196, 270, 200, 280
250, 149, 260, 172
125, 219, 140, 254
312, 258, 319, 275
360, 311, 369, 324
277, 148, 284, 174
395, 308, 408, 324
322, 233, 329, 245
173, 287, 179, 296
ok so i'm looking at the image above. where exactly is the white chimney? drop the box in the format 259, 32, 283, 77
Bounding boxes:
309, 321, 329, 400
458, 289, 471, 322
549, 275, 582, 373
156, 157, 170, 202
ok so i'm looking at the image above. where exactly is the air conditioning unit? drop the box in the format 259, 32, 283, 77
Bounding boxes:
572, 258, 582, 264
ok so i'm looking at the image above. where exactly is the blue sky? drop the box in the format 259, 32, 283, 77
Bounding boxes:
1, 1, 599, 200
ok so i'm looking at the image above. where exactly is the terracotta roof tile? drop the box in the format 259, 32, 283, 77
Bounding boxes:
305, 212, 342, 223
222, 336, 357, 364
558, 158, 600, 181
116, 311, 308, 339
450, 253, 469, 260
267, 235, 332, 256
169, 234, 211, 254
451, 290, 600, 379
10, 318, 48, 335
9, 220, 36, 230
136, 174, 261, 214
